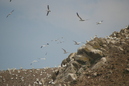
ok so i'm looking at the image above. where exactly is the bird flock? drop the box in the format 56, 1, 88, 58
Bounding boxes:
6, 0, 103, 67
6, 0, 103, 25
29, 36, 86, 67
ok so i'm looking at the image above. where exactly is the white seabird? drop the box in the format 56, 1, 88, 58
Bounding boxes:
73, 40, 81, 45
41, 43, 49, 48
6, 10, 14, 18
62, 48, 69, 54
46, 5, 51, 16
96, 20, 103, 25
38, 58, 46, 60
76, 12, 85, 21
30, 60, 38, 65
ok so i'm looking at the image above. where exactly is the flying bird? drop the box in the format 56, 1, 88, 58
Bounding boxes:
38, 58, 46, 60
96, 20, 103, 25
41, 43, 49, 48
6, 10, 14, 18
76, 12, 85, 21
62, 48, 69, 54
73, 40, 81, 45
10, 0, 12, 2
46, 5, 51, 16
30, 60, 38, 65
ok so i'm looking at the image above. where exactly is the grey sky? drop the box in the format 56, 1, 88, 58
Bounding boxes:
0, 0, 129, 70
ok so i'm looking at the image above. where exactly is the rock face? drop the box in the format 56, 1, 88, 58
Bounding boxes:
51, 26, 129, 85
0, 26, 129, 86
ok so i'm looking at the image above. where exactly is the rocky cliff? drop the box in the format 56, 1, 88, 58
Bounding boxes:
0, 26, 129, 86
50, 25, 129, 86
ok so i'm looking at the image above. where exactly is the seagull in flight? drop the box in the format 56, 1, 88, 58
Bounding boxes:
38, 58, 46, 60
41, 43, 49, 48
6, 10, 14, 18
73, 40, 81, 45
96, 20, 103, 25
76, 12, 85, 21
62, 48, 69, 54
30, 60, 38, 65
46, 5, 51, 16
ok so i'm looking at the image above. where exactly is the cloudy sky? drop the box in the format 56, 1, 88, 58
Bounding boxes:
0, 0, 129, 70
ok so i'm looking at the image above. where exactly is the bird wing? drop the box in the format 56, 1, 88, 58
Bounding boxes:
47, 5, 49, 10
6, 10, 14, 18
46, 11, 49, 16
6, 14, 10, 18
62, 48, 66, 53
73, 40, 78, 44
11, 10, 14, 13
41, 46, 43, 48
76, 12, 83, 20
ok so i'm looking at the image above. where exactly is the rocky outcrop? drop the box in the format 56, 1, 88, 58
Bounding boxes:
1, 25, 129, 86
50, 25, 129, 85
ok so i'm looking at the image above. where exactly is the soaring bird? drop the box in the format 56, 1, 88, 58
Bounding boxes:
30, 60, 38, 65
41, 43, 49, 48
73, 40, 81, 45
38, 58, 46, 60
76, 12, 85, 21
10, 0, 12, 2
6, 10, 14, 18
96, 20, 103, 25
62, 48, 69, 54
46, 5, 51, 16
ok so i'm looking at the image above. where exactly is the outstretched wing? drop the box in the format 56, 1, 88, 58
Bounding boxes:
73, 40, 77, 44
6, 10, 14, 18
47, 5, 49, 10
62, 48, 66, 53
76, 12, 83, 20
46, 11, 49, 16
6, 14, 10, 18
11, 10, 14, 13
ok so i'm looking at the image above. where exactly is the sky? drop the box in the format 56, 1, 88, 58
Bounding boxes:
0, 0, 129, 70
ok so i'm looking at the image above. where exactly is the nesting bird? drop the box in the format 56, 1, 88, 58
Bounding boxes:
46, 5, 51, 16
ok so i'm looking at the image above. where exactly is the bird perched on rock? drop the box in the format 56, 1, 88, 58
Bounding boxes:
46, 5, 51, 16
